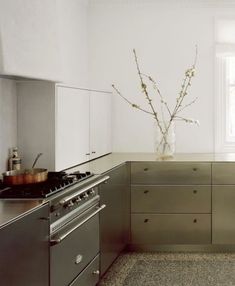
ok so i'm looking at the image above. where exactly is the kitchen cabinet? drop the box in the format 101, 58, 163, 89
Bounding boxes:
90, 90, 112, 160
56, 86, 90, 170
131, 162, 212, 245
17, 82, 112, 171
0, 204, 49, 286
212, 163, 235, 244
99, 163, 130, 276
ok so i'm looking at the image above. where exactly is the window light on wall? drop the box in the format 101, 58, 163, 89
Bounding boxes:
215, 18, 235, 152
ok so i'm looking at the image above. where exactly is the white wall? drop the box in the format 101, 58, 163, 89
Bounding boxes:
57, 0, 89, 87
0, 79, 17, 171
88, 0, 235, 153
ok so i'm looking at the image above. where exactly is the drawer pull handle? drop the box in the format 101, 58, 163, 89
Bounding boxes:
93, 270, 100, 275
193, 190, 197, 194
75, 254, 83, 265
144, 190, 149, 194
193, 219, 197, 223
144, 168, 149, 171
144, 219, 149, 223
193, 168, 197, 171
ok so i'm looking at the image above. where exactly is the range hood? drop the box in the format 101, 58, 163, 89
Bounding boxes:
0, 72, 61, 82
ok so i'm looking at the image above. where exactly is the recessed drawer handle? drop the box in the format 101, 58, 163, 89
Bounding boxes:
144, 168, 149, 171
75, 254, 83, 265
144, 190, 149, 194
193, 190, 197, 194
193, 168, 197, 171
193, 219, 197, 223
144, 219, 149, 223
93, 270, 100, 275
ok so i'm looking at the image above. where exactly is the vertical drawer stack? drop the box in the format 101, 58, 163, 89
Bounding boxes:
212, 163, 235, 244
131, 162, 212, 245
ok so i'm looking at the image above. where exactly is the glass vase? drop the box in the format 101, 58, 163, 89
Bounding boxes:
154, 121, 175, 160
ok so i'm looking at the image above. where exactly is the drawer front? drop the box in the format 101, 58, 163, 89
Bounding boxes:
70, 255, 99, 286
131, 162, 211, 185
131, 214, 211, 244
212, 163, 235, 184
131, 185, 211, 213
212, 186, 235, 244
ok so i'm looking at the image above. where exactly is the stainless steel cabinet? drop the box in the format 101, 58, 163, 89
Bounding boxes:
99, 163, 130, 276
212, 186, 235, 244
0, 204, 49, 286
212, 163, 235, 184
131, 214, 211, 244
212, 163, 235, 244
130, 162, 212, 246
131, 162, 211, 185
131, 185, 211, 213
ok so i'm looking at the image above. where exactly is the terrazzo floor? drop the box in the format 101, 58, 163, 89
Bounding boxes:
98, 252, 235, 286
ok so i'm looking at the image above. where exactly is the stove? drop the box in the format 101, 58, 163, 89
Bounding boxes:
0, 169, 109, 286
0, 171, 93, 199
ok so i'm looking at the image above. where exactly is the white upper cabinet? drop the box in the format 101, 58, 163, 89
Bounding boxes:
17, 82, 112, 171
90, 91, 112, 160
55, 86, 90, 170
0, 0, 61, 81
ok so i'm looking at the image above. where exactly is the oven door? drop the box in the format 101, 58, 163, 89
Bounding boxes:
50, 203, 105, 286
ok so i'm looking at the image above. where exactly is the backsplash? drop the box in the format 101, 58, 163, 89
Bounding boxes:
0, 78, 17, 172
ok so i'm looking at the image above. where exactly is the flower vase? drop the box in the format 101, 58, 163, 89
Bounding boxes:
154, 121, 175, 160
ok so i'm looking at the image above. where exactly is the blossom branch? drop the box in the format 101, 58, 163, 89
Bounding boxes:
133, 49, 165, 135
177, 97, 198, 114
112, 84, 154, 116
141, 73, 172, 118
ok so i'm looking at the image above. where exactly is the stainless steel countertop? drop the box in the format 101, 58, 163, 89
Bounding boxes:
0, 199, 45, 229
67, 152, 235, 175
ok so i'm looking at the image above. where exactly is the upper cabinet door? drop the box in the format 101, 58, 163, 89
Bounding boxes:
55, 86, 90, 170
0, 0, 61, 81
90, 91, 112, 160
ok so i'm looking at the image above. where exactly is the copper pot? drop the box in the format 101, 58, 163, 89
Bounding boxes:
2, 168, 48, 185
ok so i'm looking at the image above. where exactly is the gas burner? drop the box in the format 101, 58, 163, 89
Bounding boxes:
0, 171, 94, 199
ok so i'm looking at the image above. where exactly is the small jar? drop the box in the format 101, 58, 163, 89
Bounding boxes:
9, 147, 22, 171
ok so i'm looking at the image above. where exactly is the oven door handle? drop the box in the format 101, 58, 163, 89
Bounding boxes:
50, 204, 106, 246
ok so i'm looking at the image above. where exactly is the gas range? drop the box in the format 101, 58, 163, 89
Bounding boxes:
0, 171, 94, 199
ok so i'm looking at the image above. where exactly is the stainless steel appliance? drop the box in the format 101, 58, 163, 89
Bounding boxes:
0, 171, 109, 286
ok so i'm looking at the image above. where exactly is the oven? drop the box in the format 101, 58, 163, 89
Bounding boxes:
0, 171, 109, 286
49, 175, 109, 286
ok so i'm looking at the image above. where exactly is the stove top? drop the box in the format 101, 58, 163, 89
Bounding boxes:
0, 171, 93, 199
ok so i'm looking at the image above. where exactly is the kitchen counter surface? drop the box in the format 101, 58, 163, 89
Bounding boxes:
67, 152, 235, 175
0, 199, 45, 229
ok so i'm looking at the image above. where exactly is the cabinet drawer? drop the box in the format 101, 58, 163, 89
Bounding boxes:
131, 185, 211, 213
131, 162, 211, 185
70, 255, 99, 286
212, 163, 235, 184
131, 214, 211, 244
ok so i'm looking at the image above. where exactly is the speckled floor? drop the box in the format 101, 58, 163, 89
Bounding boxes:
98, 252, 235, 286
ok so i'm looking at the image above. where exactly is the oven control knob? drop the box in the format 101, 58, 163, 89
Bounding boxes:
88, 189, 95, 195
80, 192, 88, 200
67, 201, 74, 208
75, 197, 82, 203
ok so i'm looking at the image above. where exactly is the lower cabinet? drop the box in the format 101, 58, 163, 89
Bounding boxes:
212, 186, 235, 244
0, 204, 49, 286
99, 163, 130, 276
131, 214, 211, 244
